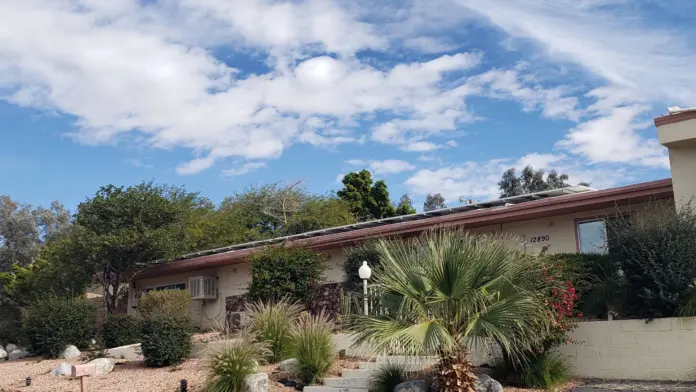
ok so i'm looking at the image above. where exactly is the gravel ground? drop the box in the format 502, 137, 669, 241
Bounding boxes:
575, 378, 696, 391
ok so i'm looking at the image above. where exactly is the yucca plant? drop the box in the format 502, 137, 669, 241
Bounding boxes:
204, 336, 271, 392
350, 230, 554, 392
246, 297, 303, 363
520, 353, 573, 389
369, 362, 409, 392
290, 311, 336, 384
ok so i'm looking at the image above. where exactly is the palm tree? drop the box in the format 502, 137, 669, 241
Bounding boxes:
349, 230, 553, 391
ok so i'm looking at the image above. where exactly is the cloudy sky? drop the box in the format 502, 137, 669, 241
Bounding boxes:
1, 0, 693, 210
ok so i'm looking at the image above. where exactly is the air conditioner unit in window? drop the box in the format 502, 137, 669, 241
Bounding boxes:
189, 276, 217, 300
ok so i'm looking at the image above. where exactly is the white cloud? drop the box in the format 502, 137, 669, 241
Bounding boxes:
125, 159, 154, 169
221, 162, 267, 177
346, 159, 416, 175
516, 153, 565, 170
557, 105, 669, 168
452, 0, 696, 105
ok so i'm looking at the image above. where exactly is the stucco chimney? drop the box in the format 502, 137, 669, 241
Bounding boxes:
655, 108, 696, 207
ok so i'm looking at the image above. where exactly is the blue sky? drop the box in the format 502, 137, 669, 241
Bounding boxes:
1, 0, 694, 211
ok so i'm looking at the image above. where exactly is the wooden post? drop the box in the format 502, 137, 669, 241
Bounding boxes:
72, 364, 97, 392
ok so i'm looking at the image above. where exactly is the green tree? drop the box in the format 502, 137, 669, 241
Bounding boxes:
350, 230, 554, 391
337, 170, 398, 221
74, 182, 208, 313
395, 194, 416, 216
423, 193, 447, 212
498, 166, 586, 198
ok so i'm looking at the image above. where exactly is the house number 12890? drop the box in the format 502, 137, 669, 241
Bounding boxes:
529, 235, 550, 243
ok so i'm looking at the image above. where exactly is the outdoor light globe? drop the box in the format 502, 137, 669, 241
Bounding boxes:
358, 261, 372, 280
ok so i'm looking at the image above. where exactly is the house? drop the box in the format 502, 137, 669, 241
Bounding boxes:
128, 108, 696, 330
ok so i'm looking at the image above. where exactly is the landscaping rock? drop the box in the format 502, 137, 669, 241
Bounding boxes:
60, 345, 81, 359
8, 349, 30, 360
395, 380, 428, 392
0, 347, 7, 361
279, 358, 298, 371
475, 374, 503, 392
5, 343, 18, 353
88, 358, 115, 375
50, 363, 73, 377
244, 372, 269, 392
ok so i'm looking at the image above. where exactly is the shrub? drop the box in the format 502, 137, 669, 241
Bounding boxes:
140, 315, 192, 367
248, 246, 326, 305
138, 289, 192, 321
204, 337, 271, 392
520, 354, 573, 389
24, 296, 96, 358
103, 314, 140, 348
607, 201, 696, 319
369, 363, 409, 392
246, 298, 303, 363
290, 311, 336, 384
343, 242, 381, 293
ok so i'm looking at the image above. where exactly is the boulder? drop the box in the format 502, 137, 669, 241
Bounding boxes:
8, 349, 30, 360
244, 373, 269, 392
50, 363, 73, 377
395, 380, 428, 392
279, 358, 298, 372
60, 345, 81, 359
475, 375, 503, 392
5, 343, 18, 353
88, 358, 115, 375
0, 347, 7, 361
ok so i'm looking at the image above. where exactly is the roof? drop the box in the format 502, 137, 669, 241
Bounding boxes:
654, 107, 696, 126
135, 178, 673, 279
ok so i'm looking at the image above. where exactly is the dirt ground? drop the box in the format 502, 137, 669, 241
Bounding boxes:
0, 354, 584, 392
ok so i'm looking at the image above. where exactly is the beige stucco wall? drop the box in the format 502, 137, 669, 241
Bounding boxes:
557, 318, 696, 380
657, 117, 696, 208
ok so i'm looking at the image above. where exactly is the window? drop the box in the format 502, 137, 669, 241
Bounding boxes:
577, 219, 607, 254
145, 283, 186, 293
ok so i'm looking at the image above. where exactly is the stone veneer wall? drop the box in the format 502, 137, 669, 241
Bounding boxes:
557, 317, 696, 381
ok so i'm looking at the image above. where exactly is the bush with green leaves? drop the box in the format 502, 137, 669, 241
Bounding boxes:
519, 353, 573, 389
369, 363, 409, 392
138, 289, 192, 321
343, 242, 381, 293
204, 337, 271, 392
140, 315, 192, 367
24, 296, 96, 357
247, 246, 326, 305
290, 311, 336, 384
103, 314, 140, 348
246, 298, 303, 363
607, 201, 696, 319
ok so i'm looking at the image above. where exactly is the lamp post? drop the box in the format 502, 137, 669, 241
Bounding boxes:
358, 261, 372, 315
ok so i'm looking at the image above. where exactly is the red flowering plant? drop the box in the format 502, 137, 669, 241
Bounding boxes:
537, 265, 582, 353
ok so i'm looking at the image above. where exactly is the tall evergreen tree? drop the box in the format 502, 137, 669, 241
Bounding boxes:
395, 194, 417, 216
337, 170, 398, 221
423, 193, 447, 212
498, 165, 585, 198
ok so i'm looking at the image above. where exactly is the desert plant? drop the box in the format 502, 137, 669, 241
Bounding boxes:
140, 315, 192, 367
246, 298, 303, 363
369, 362, 409, 392
247, 246, 326, 305
350, 230, 555, 392
519, 353, 573, 389
437, 353, 477, 392
23, 295, 96, 357
204, 337, 271, 392
290, 311, 336, 384
103, 314, 140, 348
138, 289, 192, 321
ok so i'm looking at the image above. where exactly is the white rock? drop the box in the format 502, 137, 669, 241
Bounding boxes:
5, 343, 18, 353
279, 358, 298, 372
244, 372, 269, 392
0, 347, 7, 361
88, 358, 115, 375
395, 380, 428, 392
8, 349, 30, 360
60, 345, 81, 359
50, 363, 73, 377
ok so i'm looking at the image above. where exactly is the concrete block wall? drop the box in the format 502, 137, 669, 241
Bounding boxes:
557, 318, 696, 381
